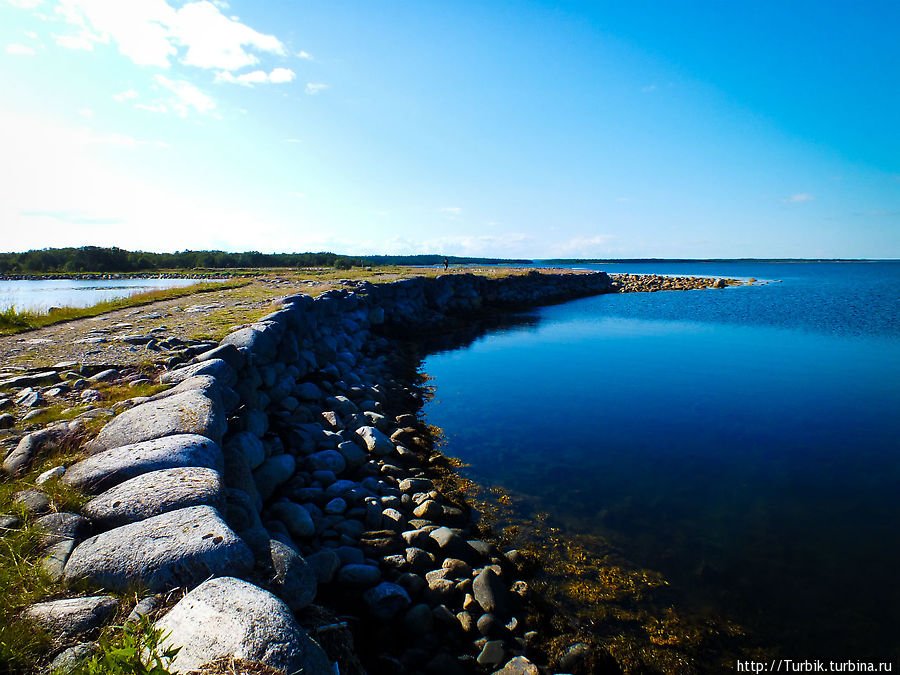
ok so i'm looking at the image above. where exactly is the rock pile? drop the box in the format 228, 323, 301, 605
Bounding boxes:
2, 271, 625, 674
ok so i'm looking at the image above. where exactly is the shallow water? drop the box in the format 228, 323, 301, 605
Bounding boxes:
0, 278, 211, 312
422, 262, 900, 663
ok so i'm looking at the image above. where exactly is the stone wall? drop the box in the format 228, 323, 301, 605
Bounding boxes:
26, 271, 612, 674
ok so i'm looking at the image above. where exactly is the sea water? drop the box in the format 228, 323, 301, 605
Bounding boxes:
421, 262, 900, 663
0, 278, 212, 312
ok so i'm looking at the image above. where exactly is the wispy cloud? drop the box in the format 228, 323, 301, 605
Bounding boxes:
8, 0, 43, 7
784, 193, 814, 203
641, 84, 657, 93
440, 206, 462, 216
47, 0, 284, 70
113, 88, 138, 103
154, 74, 216, 116
76, 108, 93, 118
304, 82, 328, 95
283, 138, 303, 143
215, 67, 294, 86
5, 43, 36, 55
297, 50, 312, 60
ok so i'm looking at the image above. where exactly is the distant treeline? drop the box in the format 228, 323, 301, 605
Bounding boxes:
0, 247, 531, 274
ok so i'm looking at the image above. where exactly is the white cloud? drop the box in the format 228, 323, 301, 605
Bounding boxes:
784, 193, 814, 203
174, 1, 283, 70
23, 30, 39, 39
154, 74, 216, 115
215, 67, 294, 86
290, 192, 305, 198
297, 50, 312, 60
51, 0, 284, 70
8, 0, 43, 7
283, 138, 302, 143
440, 206, 462, 216
135, 102, 168, 113
76, 108, 94, 117
53, 33, 96, 51
304, 82, 328, 95
113, 88, 138, 102
268, 67, 294, 83
5, 43, 36, 55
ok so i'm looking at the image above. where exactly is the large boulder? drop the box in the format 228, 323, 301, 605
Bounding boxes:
88, 390, 225, 452
2, 421, 77, 476
24, 596, 118, 639
81, 467, 224, 528
62, 434, 223, 494
64, 505, 252, 592
160, 359, 237, 388
155, 577, 331, 674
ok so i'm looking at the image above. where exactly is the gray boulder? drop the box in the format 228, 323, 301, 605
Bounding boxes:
89, 390, 225, 452
224, 431, 266, 469
3, 421, 76, 476
267, 539, 317, 611
160, 358, 237, 388
253, 454, 296, 502
155, 577, 331, 674
82, 467, 224, 528
64, 505, 252, 592
473, 568, 509, 616
24, 595, 118, 638
62, 434, 223, 494
363, 581, 411, 619
353, 425, 394, 456
268, 500, 315, 539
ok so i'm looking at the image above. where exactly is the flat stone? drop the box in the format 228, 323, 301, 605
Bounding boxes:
337, 563, 381, 587
149, 374, 235, 411
49, 643, 98, 673
3, 422, 74, 476
353, 425, 394, 456
64, 505, 253, 593
13, 489, 51, 515
42, 539, 77, 581
477, 640, 505, 667
493, 656, 539, 675
473, 568, 509, 616
24, 595, 118, 639
35, 512, 89, 546
35, 465, 66, 485
306, 549, 341, 584
89, 390, 225, 452
82, 467, 224, 528
268, 539, 317, 611
307, 449, 346, 474
155, 577, 331, 674
224, 431, 266, 470
253, 454, 296, 502
268, 500, 315, 539
160, 359, 237, 389
363, 581, 411, 619
63, 434, 223, 494
0, 371, 60, 389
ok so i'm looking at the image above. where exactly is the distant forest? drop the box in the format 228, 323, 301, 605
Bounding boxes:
0, 247, 530, 274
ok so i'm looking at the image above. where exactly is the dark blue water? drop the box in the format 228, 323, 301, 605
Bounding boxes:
422, 262, 900, 663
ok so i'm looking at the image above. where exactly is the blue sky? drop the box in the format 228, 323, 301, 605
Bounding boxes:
1, 0, 898, 258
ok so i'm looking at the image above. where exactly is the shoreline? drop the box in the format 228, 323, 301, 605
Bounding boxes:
1, 270, 740, 674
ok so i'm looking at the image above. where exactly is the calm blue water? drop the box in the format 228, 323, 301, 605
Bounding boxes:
0, 278, 211, 312
422, 262, 900, 662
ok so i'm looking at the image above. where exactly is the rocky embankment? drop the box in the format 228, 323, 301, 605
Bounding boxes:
2, 271, 625, 675
610, 273, 737, 292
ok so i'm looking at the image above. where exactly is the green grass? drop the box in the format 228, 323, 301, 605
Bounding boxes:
0, 279, 250, 337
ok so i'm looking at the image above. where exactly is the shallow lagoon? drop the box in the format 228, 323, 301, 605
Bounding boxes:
422, 262, 900, 663
0, 278, 211, 312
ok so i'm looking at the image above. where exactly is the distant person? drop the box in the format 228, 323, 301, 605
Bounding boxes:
443, 256, 449, 271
